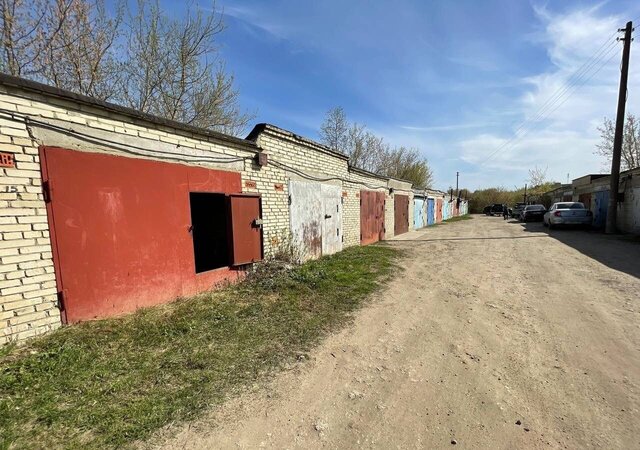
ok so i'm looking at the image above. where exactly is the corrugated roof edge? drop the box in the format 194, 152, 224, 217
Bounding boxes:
0, 73, 259, 153
246, 123, 350, 161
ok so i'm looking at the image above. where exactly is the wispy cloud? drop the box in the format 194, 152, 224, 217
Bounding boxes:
458, 4, 637, 186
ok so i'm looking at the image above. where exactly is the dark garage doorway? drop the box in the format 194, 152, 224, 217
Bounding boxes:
190, 192, 229, 273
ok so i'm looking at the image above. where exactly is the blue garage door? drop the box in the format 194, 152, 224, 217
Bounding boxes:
593, 190, 609, 229
414, 198, 425, 229
427, 198, 435, 225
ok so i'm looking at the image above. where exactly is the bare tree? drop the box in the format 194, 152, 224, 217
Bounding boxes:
595, 114, 640, 170
118, 0, 252, 135
39, 0, 122, 100
528, 165, 548, 187
0, 0, 74, 77
1, 0, 253, 135
318, 107, 434, 187
319, 106, 348, 151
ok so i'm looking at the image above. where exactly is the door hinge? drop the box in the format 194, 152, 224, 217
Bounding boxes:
337, 228, 339, 236
42, 180, 52, 203
56, 290, 65, 311
288, 194, 292, 205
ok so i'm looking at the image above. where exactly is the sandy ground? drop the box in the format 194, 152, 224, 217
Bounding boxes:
153, 215, 640, 449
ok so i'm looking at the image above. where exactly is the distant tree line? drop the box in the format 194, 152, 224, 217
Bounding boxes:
319, 107, 434, 188
0, 0, 252, 135
467, 166, 559, 213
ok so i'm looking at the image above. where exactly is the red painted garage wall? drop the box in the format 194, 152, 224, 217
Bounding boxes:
40, 147, 245, 323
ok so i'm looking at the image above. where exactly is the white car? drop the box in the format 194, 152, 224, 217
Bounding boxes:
543, 202, 592, 229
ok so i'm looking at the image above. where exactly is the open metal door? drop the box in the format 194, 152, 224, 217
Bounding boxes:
228, 194, 263, 265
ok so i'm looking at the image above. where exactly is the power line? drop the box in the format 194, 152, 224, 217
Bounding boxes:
480, 39, 619, 165
0, 108, 398, 192
482, 46, 621, 165
479, 34, 622, 166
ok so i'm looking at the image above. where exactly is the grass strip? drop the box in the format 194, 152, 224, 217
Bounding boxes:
442, 214, 473, 223
0, 245, 400, 450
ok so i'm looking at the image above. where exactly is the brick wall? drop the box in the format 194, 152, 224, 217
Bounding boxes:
0, 79, 410, 344
0, 108, 59, 344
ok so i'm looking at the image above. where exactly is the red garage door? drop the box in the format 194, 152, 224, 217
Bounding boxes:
360, 190, 385, 245
394, 194, 409, 235
40, 147, 262, 323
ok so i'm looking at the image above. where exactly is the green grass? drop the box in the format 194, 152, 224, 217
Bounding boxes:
442, 214, 473, 223
0, 245, 400, 450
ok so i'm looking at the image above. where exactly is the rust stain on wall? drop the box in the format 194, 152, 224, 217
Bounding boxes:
302, 221, 322, 259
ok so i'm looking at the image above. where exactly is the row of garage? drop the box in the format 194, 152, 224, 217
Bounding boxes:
38, 147, 423, 323
413, 192, 469, 229
0, 74, 468, 342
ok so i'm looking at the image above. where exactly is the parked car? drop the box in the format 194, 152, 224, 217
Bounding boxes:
489, 203, 504, 216
520, 204, 546, 222
543, 202, 592, 229
511, 202, 526, 218
483, 205, 492, 215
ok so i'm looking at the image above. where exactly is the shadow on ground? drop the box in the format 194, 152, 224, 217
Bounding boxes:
519, 221, 640, 280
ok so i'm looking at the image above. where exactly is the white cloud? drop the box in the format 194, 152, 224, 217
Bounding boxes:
458, 5, 637, 188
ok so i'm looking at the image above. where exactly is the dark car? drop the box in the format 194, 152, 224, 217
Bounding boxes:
520, 204, 546, 222
489, 203, 504, 216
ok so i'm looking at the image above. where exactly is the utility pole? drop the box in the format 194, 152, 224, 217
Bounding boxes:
456, 172, 459, 198
523, 184, 527, 204
606, 21, 633, 234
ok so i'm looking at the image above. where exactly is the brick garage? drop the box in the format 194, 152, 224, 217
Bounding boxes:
0, 74, 418, 344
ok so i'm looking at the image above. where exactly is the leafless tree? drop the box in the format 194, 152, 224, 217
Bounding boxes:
39, 0, 122, 100
319, 106, 348, 152
0, 0, 252, 135
319, 106, 434, 187
528, 165, 548, 188
0, 0, 74, 77
117, 0, 251, 135
595, 114, 640, 170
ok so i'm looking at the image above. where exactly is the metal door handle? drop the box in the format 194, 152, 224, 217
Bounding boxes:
325, 214, 332, 219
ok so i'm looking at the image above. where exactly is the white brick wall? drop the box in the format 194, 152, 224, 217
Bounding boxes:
0, 82, 412, 344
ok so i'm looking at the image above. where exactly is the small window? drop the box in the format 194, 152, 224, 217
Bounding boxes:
189, 193, 229, 273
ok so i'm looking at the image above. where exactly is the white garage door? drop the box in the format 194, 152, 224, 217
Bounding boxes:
289, 180, 343, 260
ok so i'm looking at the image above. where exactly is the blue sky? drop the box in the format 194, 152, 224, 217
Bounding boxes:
162, 0, 639, 191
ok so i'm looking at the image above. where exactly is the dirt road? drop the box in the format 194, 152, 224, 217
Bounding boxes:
155, 216, 640, 449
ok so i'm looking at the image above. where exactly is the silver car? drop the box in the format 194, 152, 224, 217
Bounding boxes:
543, 202, 592, 229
